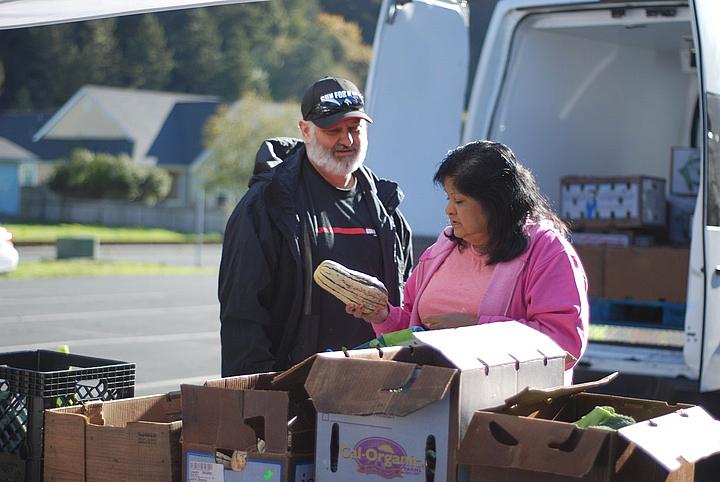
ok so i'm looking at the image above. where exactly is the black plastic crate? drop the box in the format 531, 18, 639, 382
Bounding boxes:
0, 350, 135, 482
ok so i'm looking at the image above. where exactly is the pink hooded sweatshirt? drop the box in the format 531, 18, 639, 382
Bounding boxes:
372, 222, 589, 378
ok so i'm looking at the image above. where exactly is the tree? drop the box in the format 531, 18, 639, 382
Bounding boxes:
21, 25, 82, 109
118, 14, 174, 89
216, 28, 259, 99
75, 19, 122, 85
200, 94, 298, 194
170, 9, 223, 94
319, 0, 382, 44
0, 0, 376, 109
267, 28, 337, 100
317, 13, 372, 87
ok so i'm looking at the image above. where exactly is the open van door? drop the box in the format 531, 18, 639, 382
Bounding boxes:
692, 0, 720, 392
365, 0, 469, 238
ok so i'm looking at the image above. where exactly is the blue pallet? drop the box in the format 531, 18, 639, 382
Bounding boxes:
590, 298, 686, 329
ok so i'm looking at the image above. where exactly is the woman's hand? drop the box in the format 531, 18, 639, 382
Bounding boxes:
345, 303, 389, 325
422, 312, 478, 330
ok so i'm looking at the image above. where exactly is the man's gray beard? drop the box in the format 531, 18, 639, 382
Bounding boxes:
306, 128, 367, 178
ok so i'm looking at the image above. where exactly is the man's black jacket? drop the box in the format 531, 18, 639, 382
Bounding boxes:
218, 138, 413, 376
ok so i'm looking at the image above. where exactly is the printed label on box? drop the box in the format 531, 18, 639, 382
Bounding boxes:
293, 462, 315, 482
187, 452, 224, 482
342, 436, 424, 478
187, 453, 287, 482
224, 460, 283, 481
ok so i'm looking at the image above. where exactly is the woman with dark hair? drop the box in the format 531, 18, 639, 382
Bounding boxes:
347, 140, 588, 378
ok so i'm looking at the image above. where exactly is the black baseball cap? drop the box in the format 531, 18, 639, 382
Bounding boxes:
301, 76, 373, 128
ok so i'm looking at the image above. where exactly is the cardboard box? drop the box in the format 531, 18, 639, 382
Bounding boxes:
278, 322, 569, 482
604, 246, 689, 303
458, 373, 720, 481
43, 392, 182, 481
573, 245, 605, 298
561, 176, 666, 229
571, 232, 631, 247
181, 372, 315, 482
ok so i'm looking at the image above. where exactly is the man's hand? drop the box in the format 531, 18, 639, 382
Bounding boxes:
422, 312, 478, 330
346, 303, 389, 325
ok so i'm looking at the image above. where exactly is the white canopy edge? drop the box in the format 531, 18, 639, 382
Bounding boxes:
0, 0, 267, 30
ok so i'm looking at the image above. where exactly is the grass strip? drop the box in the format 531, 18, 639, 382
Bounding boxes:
4, 222, 222, 244
1, 259, 216, 279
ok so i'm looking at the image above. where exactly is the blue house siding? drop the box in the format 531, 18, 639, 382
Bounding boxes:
0, 162, 20, 215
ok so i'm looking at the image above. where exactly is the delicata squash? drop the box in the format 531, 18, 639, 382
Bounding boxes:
313, 260, 389, 315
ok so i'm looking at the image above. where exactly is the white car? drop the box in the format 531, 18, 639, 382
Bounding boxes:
0, 226, 19, 273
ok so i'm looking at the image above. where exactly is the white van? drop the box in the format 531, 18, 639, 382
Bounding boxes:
365, 0, 720, 396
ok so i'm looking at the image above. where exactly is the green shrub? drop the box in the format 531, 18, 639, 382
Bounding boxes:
49, 149, 172, 204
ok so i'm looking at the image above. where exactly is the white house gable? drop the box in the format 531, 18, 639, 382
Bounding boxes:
37, 92, 130, 140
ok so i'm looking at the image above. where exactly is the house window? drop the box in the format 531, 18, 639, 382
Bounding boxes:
19, 163, 39, 186
167, 171, 180, 200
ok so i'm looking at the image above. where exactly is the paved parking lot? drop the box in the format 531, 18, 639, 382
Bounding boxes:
1, 267, 221, 395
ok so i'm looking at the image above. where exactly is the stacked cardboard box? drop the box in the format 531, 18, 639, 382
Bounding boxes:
43, 392, 181, 481
603, 246, 689, 303
573, 245, 689, 303
181, 372, 315, 482
561, 175, 666, 229
275, 322, 569, 482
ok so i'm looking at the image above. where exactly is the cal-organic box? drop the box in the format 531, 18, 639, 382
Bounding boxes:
277, 322, 569, 482
458, 373, 720, 482
43, 392, 182, 481
181, 372, 315, 482
561, 175, 666, 228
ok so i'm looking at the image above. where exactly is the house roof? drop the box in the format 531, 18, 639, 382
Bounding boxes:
148, 102, 220, 167
34, 85, 222, 166
0, 113, 49, 156
0, 112, 130, 161
0, 136, 37, 161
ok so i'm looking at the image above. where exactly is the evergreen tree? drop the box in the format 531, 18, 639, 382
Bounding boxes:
25, 24, 83, 108
212, 1, 289, 98
75, 19, 122, 85
0, 0, 376, 109
0, 29, 34, 109
170, 9, 223, 94
217, 29, 256, 99
118, 14, 174, 89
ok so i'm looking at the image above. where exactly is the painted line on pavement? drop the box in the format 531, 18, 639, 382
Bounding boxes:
0, 304, 217, 325
0, 291, 170, 306
0, 331, 218, 352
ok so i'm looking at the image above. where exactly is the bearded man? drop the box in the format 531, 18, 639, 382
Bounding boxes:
219, 77, 413, 376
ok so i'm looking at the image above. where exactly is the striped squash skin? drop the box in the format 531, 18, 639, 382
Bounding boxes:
313, 260, 388, 315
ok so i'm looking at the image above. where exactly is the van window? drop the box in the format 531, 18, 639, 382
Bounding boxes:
708, 93, 720, 226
